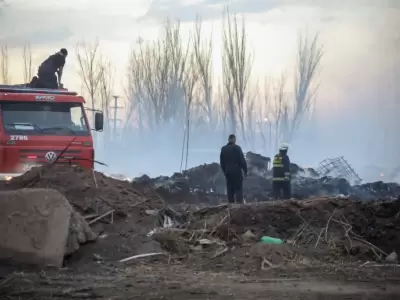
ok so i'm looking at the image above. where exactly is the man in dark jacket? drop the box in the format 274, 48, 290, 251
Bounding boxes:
220, 134, 247, 203
37, 48, 68, 89
272, 144, 291, 199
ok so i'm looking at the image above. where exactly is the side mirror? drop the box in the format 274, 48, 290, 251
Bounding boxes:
94, 112, 104, 131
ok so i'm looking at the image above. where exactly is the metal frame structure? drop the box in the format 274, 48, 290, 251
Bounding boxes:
316, 156, 362, 184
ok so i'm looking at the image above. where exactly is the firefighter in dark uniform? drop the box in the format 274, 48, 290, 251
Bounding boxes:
220, 134, 247, 203
272, 144, 291, 199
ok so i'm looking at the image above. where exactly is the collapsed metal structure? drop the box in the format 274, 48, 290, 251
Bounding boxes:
316, 156, 363, 185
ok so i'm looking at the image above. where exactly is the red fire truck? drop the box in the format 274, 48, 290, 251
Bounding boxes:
0, 85, 103, 179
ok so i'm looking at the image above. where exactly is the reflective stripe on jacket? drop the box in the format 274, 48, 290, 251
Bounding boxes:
272, 153, 290, 181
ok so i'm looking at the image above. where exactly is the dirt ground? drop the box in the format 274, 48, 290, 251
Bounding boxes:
1, 166, 400, 299
1, 262, 400, 299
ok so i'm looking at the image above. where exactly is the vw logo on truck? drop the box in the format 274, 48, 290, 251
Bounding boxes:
44, 151, 57, 163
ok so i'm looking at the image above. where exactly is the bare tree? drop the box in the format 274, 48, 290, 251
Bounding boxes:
129, 39, 170, 129
215, 81, 228, 138
223, 58, 236, 132
22, 41, 33, 83
124, 43, 146, 133
280, 104, 290, 144
192, 16, 214, 126
272, 73, 287, 149
180, 51, 199, 171
381, 30, 400, 164
244, 83, 258, 150
258, 78, 272, 154
98, 60, 115, 135
0, 44, 10, 84
125, 19, 189, 132
0, 1, 6, 15
76, 39, 104, 124
222, 8, 252, 137
395, 34, 400, 145
287, 32, 323, 141
164, 19, 189, 123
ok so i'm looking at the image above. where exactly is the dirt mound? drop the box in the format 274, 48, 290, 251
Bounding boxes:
2, 165, 164, 217
2, 164, 399, 271
153, 198, 400, 272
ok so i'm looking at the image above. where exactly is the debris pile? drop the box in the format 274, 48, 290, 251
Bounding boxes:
292, 176, 352, 198
0, 164, 400, 300
0, 163, 399, 268
352, 181, 400, 200
152, 197, 400, 272
246, 151, 270, 175
135, 163, 226, 204
133, 152, 400, 202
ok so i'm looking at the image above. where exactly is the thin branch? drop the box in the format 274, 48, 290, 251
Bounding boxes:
22, 41, 33, 83
289, 32, 324, 141
0, 44, 10, 84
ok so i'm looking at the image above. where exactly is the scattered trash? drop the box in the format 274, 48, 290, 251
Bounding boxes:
242, 230, 257, 242
260, 236, 284, 245
93, 254, 103, 261
155, 207, 187, 228
385, 251, 398, 263
119, 252, 165, 263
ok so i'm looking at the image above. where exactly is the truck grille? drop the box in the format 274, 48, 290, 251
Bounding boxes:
19, 149, 82, 163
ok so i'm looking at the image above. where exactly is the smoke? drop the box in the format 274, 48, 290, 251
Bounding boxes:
95, 121, 225, 178
1, 1, 399, 180
94, 5, 400, 179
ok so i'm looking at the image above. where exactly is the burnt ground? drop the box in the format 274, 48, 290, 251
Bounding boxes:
0, 166, 400, 299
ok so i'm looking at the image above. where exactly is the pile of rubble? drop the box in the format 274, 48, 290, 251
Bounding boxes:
0, 164, 400, 300
152, 197, 400, 272
0, 163, 398, 267
134, 152, 400, 202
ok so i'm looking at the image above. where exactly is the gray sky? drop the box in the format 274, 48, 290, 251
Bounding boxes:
0, 0, 397, 86
0, 0, 399, 170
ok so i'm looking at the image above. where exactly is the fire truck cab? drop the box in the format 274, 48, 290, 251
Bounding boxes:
0, 85, 103, 179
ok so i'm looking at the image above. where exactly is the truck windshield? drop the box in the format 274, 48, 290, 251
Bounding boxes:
1, 101, 90, 136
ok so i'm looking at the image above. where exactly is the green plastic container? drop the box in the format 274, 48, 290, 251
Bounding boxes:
260, 236, 284, 244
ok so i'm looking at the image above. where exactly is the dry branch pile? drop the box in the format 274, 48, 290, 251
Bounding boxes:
153, 198, 400, 270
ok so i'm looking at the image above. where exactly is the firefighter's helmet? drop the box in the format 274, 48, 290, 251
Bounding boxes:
279, 143, 289, 151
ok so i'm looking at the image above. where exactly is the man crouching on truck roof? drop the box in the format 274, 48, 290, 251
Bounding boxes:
37, 48, 68, 89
